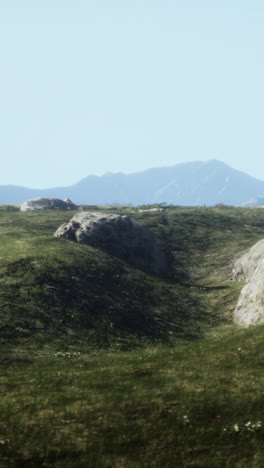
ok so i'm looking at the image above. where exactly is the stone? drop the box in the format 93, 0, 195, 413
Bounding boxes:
54, 211, 168, 275
233, 240, 264, 326
232, 239, 264, 282
21, 197, 78, 212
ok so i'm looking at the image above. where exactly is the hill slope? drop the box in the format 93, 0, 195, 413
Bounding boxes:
3, 206, 264, 466
0, 207, 200, 349
1, 160, 264, 206
1, 204, 264, 349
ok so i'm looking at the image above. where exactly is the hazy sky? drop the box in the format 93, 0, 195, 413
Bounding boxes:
1, 1, 264, 188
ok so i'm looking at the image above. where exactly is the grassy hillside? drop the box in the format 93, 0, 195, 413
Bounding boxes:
1, 204, 264, 350
0, 206, 205, 349
2, 204, 264, 466
2, 326, 264, 467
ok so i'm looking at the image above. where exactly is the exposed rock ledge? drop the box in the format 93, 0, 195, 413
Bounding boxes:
21, 197, 78, 211
54, 211, 168, 275
233, 240, 264, 326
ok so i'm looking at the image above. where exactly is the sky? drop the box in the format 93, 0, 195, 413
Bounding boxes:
1, 1, 264, 188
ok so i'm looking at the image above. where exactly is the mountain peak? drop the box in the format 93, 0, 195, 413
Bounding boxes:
1, 160, 264, 206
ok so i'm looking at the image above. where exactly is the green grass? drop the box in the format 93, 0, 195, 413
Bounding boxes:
2, 204, 264, 466
2, 327, 264, 467
2, 205, 250, 348
0, 208, 198, 347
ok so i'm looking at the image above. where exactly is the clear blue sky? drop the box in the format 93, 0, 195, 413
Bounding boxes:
1, 1, 264, 188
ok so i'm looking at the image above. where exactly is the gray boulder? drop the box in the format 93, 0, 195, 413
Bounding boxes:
21, 197, 78, 212
54, 211, 168, 275
233, 240, 264, 326
232, 240, 264, 282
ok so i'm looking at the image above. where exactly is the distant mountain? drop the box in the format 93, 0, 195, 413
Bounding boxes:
242, 197, 264, 207
1, 160, 264, 206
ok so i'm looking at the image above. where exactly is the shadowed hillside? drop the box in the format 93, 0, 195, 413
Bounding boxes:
2, 205, 264, 466
1, 204, 264, 349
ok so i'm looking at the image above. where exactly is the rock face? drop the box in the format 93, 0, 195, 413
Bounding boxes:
54, 211, 168, 275
233, 240, 264, 326
21, 197, 78, 212
233, 240, 264, 282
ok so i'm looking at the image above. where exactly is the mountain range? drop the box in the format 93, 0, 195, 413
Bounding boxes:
1, 159, 264, 206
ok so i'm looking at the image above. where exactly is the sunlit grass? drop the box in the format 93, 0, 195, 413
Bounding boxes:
1, 205, 264, 465
2, 327, 264, 466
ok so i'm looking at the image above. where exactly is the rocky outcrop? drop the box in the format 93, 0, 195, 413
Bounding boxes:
233, 240, 264, 326
21, 197, 78, 212
232, 240, 264, 282
54, 211, 168, 275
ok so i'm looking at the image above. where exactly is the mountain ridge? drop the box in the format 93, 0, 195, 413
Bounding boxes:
1, 159, 264, 206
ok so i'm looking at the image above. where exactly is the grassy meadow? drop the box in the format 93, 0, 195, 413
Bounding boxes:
1, 204, 264, 466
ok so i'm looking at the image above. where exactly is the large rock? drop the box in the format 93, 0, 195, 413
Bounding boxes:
233, 240, 264, 282
21, 197, 78, 212
54, 211, 168, 275
233, 240, 264, 326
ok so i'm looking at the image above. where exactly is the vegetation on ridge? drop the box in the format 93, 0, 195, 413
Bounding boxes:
2, 204, 264, 466
1, 203, 264, 348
